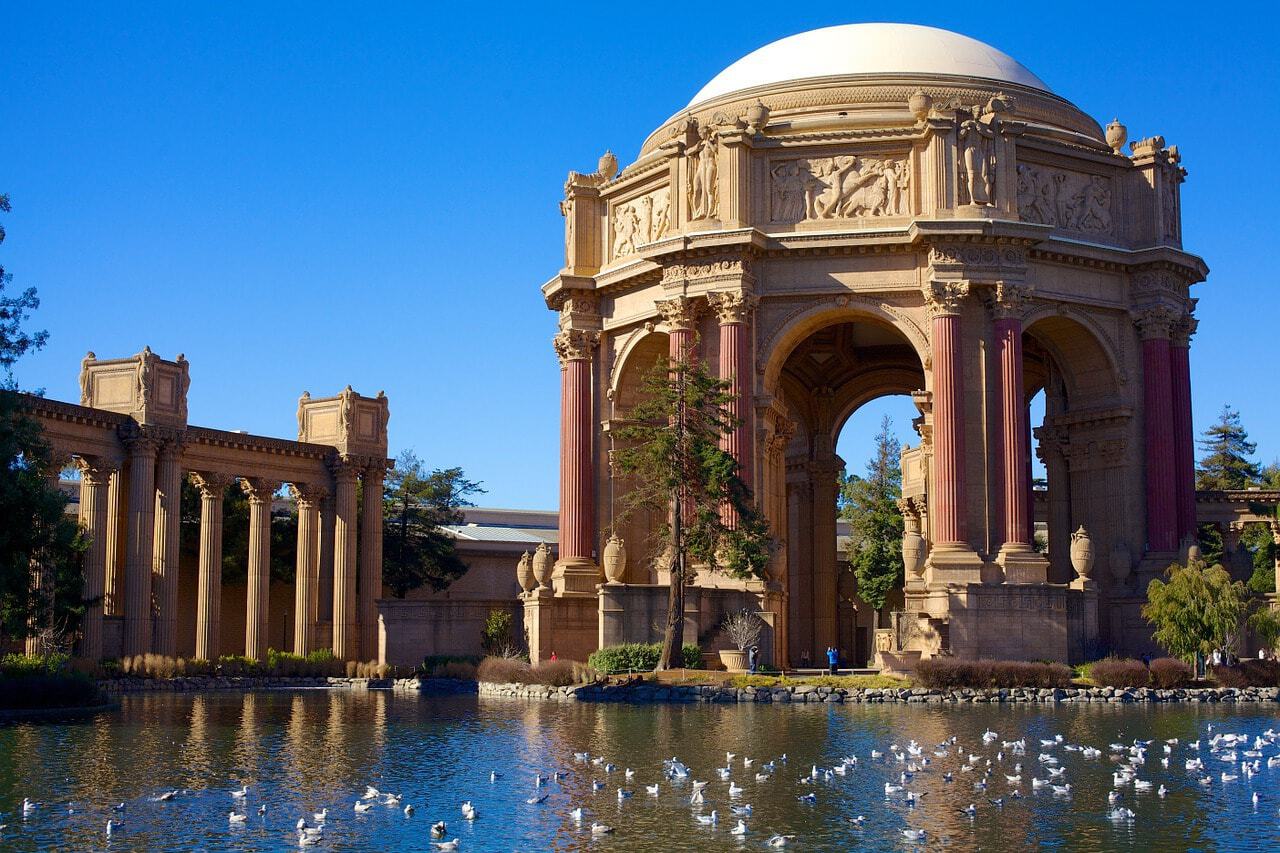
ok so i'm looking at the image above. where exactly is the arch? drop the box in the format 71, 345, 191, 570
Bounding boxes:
1021, 308, 1124, 407
830, 369, 925, 446
608, 327, 670, 412
760, 298, 930, 396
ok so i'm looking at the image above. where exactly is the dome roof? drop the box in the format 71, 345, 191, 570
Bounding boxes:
687, 23, 1050, 108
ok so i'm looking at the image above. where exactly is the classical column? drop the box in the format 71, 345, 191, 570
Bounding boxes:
924, 282, 981, 579
317, 494, 335, 625
810, 453, 842, 656
991, 284, 1046, 582
121, 431, 158, 656
551, 328, 600, 593
1136, 307, 1178, 553
192, 473, 230, 660
331, 458, 359, 660
151, 438, 184, 656
657, 295, 699, 364
708, 290, 757, 497
290, 483, 324, 655
358, 465, 385, 660
242, 478, 279, 661
1171, 312, 1198, 544
103, 469, 123, 617
76, 458, 112, 661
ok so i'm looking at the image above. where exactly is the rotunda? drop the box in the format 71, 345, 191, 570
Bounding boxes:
533, 23, 1206, 667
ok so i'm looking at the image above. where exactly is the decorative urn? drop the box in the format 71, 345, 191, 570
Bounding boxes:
597, 150, 618, 180
1105, 118, 1127, 155
516, 551, 534, 593
908, 90, 932, 122
745, 99, 771, 133
1070, 526, 1094, 581
602, 535, 627, 584
532, 542, 553, 589
901, 516, 926, 580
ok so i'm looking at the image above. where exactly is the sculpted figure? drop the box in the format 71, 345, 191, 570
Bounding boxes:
650, 189, 670, 240
687, 126, 718, 220
1074, 175, 1112, 232
771, 160, 805, 222
959, 107, 996, 205
837, 158, 889, 217
612, 203, 640, 257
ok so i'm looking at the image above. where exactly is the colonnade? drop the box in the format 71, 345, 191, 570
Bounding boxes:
73, 441, 385, 663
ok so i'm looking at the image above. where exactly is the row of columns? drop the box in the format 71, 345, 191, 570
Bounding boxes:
75, 440, 385, 662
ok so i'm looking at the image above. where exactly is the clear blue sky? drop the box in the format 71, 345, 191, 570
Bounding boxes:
2, 3, 1275, 507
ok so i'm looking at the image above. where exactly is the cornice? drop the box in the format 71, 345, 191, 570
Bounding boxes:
185, 425, 333, 461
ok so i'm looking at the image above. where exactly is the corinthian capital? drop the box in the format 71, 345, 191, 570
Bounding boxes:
989, 282, 1031, 320
553, 329, 600, 365
923, 281, 970, 318
706, 290, 758, 325
241, 477, 281, 505
1171, 310, 1198, 347
1133, 306, 1176, 340
190, 471, 234, 498
288, 481, 330, 508
655, 295, 700, 331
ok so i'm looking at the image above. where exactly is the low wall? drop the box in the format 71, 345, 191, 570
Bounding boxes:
99, 676, 383, 693
379, 598, 520, 667
477, 681, 1280, 705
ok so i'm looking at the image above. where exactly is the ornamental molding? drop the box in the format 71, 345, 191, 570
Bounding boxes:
927, 242, 1028, 280
240, 477, 281, 504
654, 295, 701, 331
661, 255, 754, 288
923, 281, 971, 318
553, 328, 601, 365
987, 281, 1033, 320
288, 481, 330, 506
1132, 305, 1177, 340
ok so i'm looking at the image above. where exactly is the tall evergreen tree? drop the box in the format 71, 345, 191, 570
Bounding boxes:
613, 355, 772, 670
381, 451, 483, 598
839, 415, 904, 619
1196, 405, 1261, 490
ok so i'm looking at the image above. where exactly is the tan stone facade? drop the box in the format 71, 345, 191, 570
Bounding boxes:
533, 25, 1208, 667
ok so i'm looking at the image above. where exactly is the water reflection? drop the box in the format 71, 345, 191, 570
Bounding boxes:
0, 692, 1277, 851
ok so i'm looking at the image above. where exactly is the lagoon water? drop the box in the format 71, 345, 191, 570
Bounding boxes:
1, 690, 1279, 851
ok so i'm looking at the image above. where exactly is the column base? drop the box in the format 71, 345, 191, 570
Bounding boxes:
552, 557, 602, 596
996, 543, 1049, 584
926, 544, 984, 586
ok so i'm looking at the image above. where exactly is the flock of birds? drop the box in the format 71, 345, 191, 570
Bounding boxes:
4, 721, 1280, 847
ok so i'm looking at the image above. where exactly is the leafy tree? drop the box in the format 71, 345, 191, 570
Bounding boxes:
179, 478, 298, 583
1143, 559, 1279, 660
839, 415, 903, 619
613, 355, 772, 670
382, 451, 483, 598
0, 193, 87, 651
1196, 405, 1260, 490
481, 608, 515, 657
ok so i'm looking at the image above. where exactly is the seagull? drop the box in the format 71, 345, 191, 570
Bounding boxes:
569, 808, 583, 822
155, 790, 178, 802
314, 808, 328, 823
616, 789, 632, 800
730, 819, 748, 835
257, 803, 267, 816
851, 815, 866, 826
726, 752, 736, 762
728, 782, 744, 797
903, 829, 927, 842
962, 804, 977, 816
229, 811, 247, 824
535, 774, 548, 787
461, 801, 478, 821
696, 810, 718, 825
527, 795, 548, 805
592, 780, 605, 791
590, 822, 614, 835
755, 773, 771, 782
646, 784, 659, 795
490, 771, 501, 783
1157, 785, 1167, 798
797, 792, 817, 803
405, 804, 415, 816
730, 804, 753, 815
362, 786, 381, 800
432, 840, 460, 851
766, 834, 796, 847
106, 819, 115, 837
431, 820, 447, 837
354, 801, 373, 814
230, 786, 248, 799
1052, 784, 1072, 796
625, 768, 635, 779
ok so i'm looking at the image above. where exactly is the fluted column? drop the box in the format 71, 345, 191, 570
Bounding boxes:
151, 438, 184, 656
331, 459, 359, 660
991, 284, 1046, 582
810, 454, 841, 656
122, 432, 158, 656
1171, 312, 1198, 544
658, 295, 699, 365
1137, 308, 1178, 553
708, 290, 757, 510
358, 466, 385, 660
923, 281, 982, 580
76, 458, 112, 661
103, 469, 123, 616
242, 478, 279, 661
290, 483, 324, 654
552, 328, 600, 593
192, 473, 230, 660
317, 494, 335, 625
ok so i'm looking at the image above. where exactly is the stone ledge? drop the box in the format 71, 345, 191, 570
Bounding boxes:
476, 682, 1280, 705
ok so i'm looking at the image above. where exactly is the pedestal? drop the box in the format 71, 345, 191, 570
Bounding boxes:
997, 543, 1049, 584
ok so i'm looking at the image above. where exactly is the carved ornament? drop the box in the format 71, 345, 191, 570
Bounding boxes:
769, 153, 911, 223
241, 477, 281, 505
923, 281, 970, 318
655, 295, 700, 332
190, 471, 234, 497
611, 187, 671, 260
706, 290, 758, 325
1016, 164, 1112, 234
989, 282, 1032, 320
553, 328, 600, 364
1132, 306, 1177, 341
686, 123, 719, 221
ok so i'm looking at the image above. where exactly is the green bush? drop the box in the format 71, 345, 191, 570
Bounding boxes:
587, 643, 703, 672
0, 654, 102, 710
481, 609, 515, 656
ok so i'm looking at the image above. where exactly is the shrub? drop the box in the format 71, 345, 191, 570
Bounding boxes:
477, 656, 531, 683
1210, 665, 1250, 688
1090, 658, 1150, 688
1214, 659, 1280, 688
913, 659, 1071, 689
0, 654, 103, 710
481, 609, 516, 657
1148, 657, 1193, 689
476, 656, 598, 686
587, 643, 703, 672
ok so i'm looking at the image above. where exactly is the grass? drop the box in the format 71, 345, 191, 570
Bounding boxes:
637, 670, 912, 689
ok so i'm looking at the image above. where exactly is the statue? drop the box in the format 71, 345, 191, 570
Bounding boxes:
958, 106, 996, 206
687, 126, 718, 220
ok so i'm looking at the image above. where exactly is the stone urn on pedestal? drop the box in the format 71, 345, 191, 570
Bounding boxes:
532, 542, 553, 591
902, 516, 927, 585
602, 535, 627, 584
516, 551, 535, 595
1070, 526, 1095, 586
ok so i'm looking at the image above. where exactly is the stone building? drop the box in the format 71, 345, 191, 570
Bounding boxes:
533, 23, 1208, 666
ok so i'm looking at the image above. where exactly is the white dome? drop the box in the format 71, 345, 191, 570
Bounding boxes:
688, 23, 1050, 107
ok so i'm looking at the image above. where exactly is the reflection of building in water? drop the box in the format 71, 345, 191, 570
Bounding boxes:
182, 695, 210, 785
234, 692, 261, 777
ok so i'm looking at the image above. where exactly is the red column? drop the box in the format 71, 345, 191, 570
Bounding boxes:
711, 291, 755, 491
1139, 310, 1178, 552
555, 329, 598, 562
929, 286, 968, 546
995, 315, 1031, 547
1171, 314, 1198, 543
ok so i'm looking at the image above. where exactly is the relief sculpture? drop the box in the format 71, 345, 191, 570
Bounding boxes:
611, 187, 671, 259
770, 154, 910, 223
1016, 165, 1112, 234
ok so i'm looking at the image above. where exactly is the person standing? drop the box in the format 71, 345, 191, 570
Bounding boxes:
826, 646, 839, 675
747, 645, 759, 675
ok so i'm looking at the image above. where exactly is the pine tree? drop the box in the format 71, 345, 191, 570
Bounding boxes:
381, 451, 483, 598
839, 416, 904, 618
613, 355, 772, 670
1196, 405, 1260, 490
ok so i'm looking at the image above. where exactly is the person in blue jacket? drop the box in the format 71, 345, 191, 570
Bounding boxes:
826, 646, 839, 675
